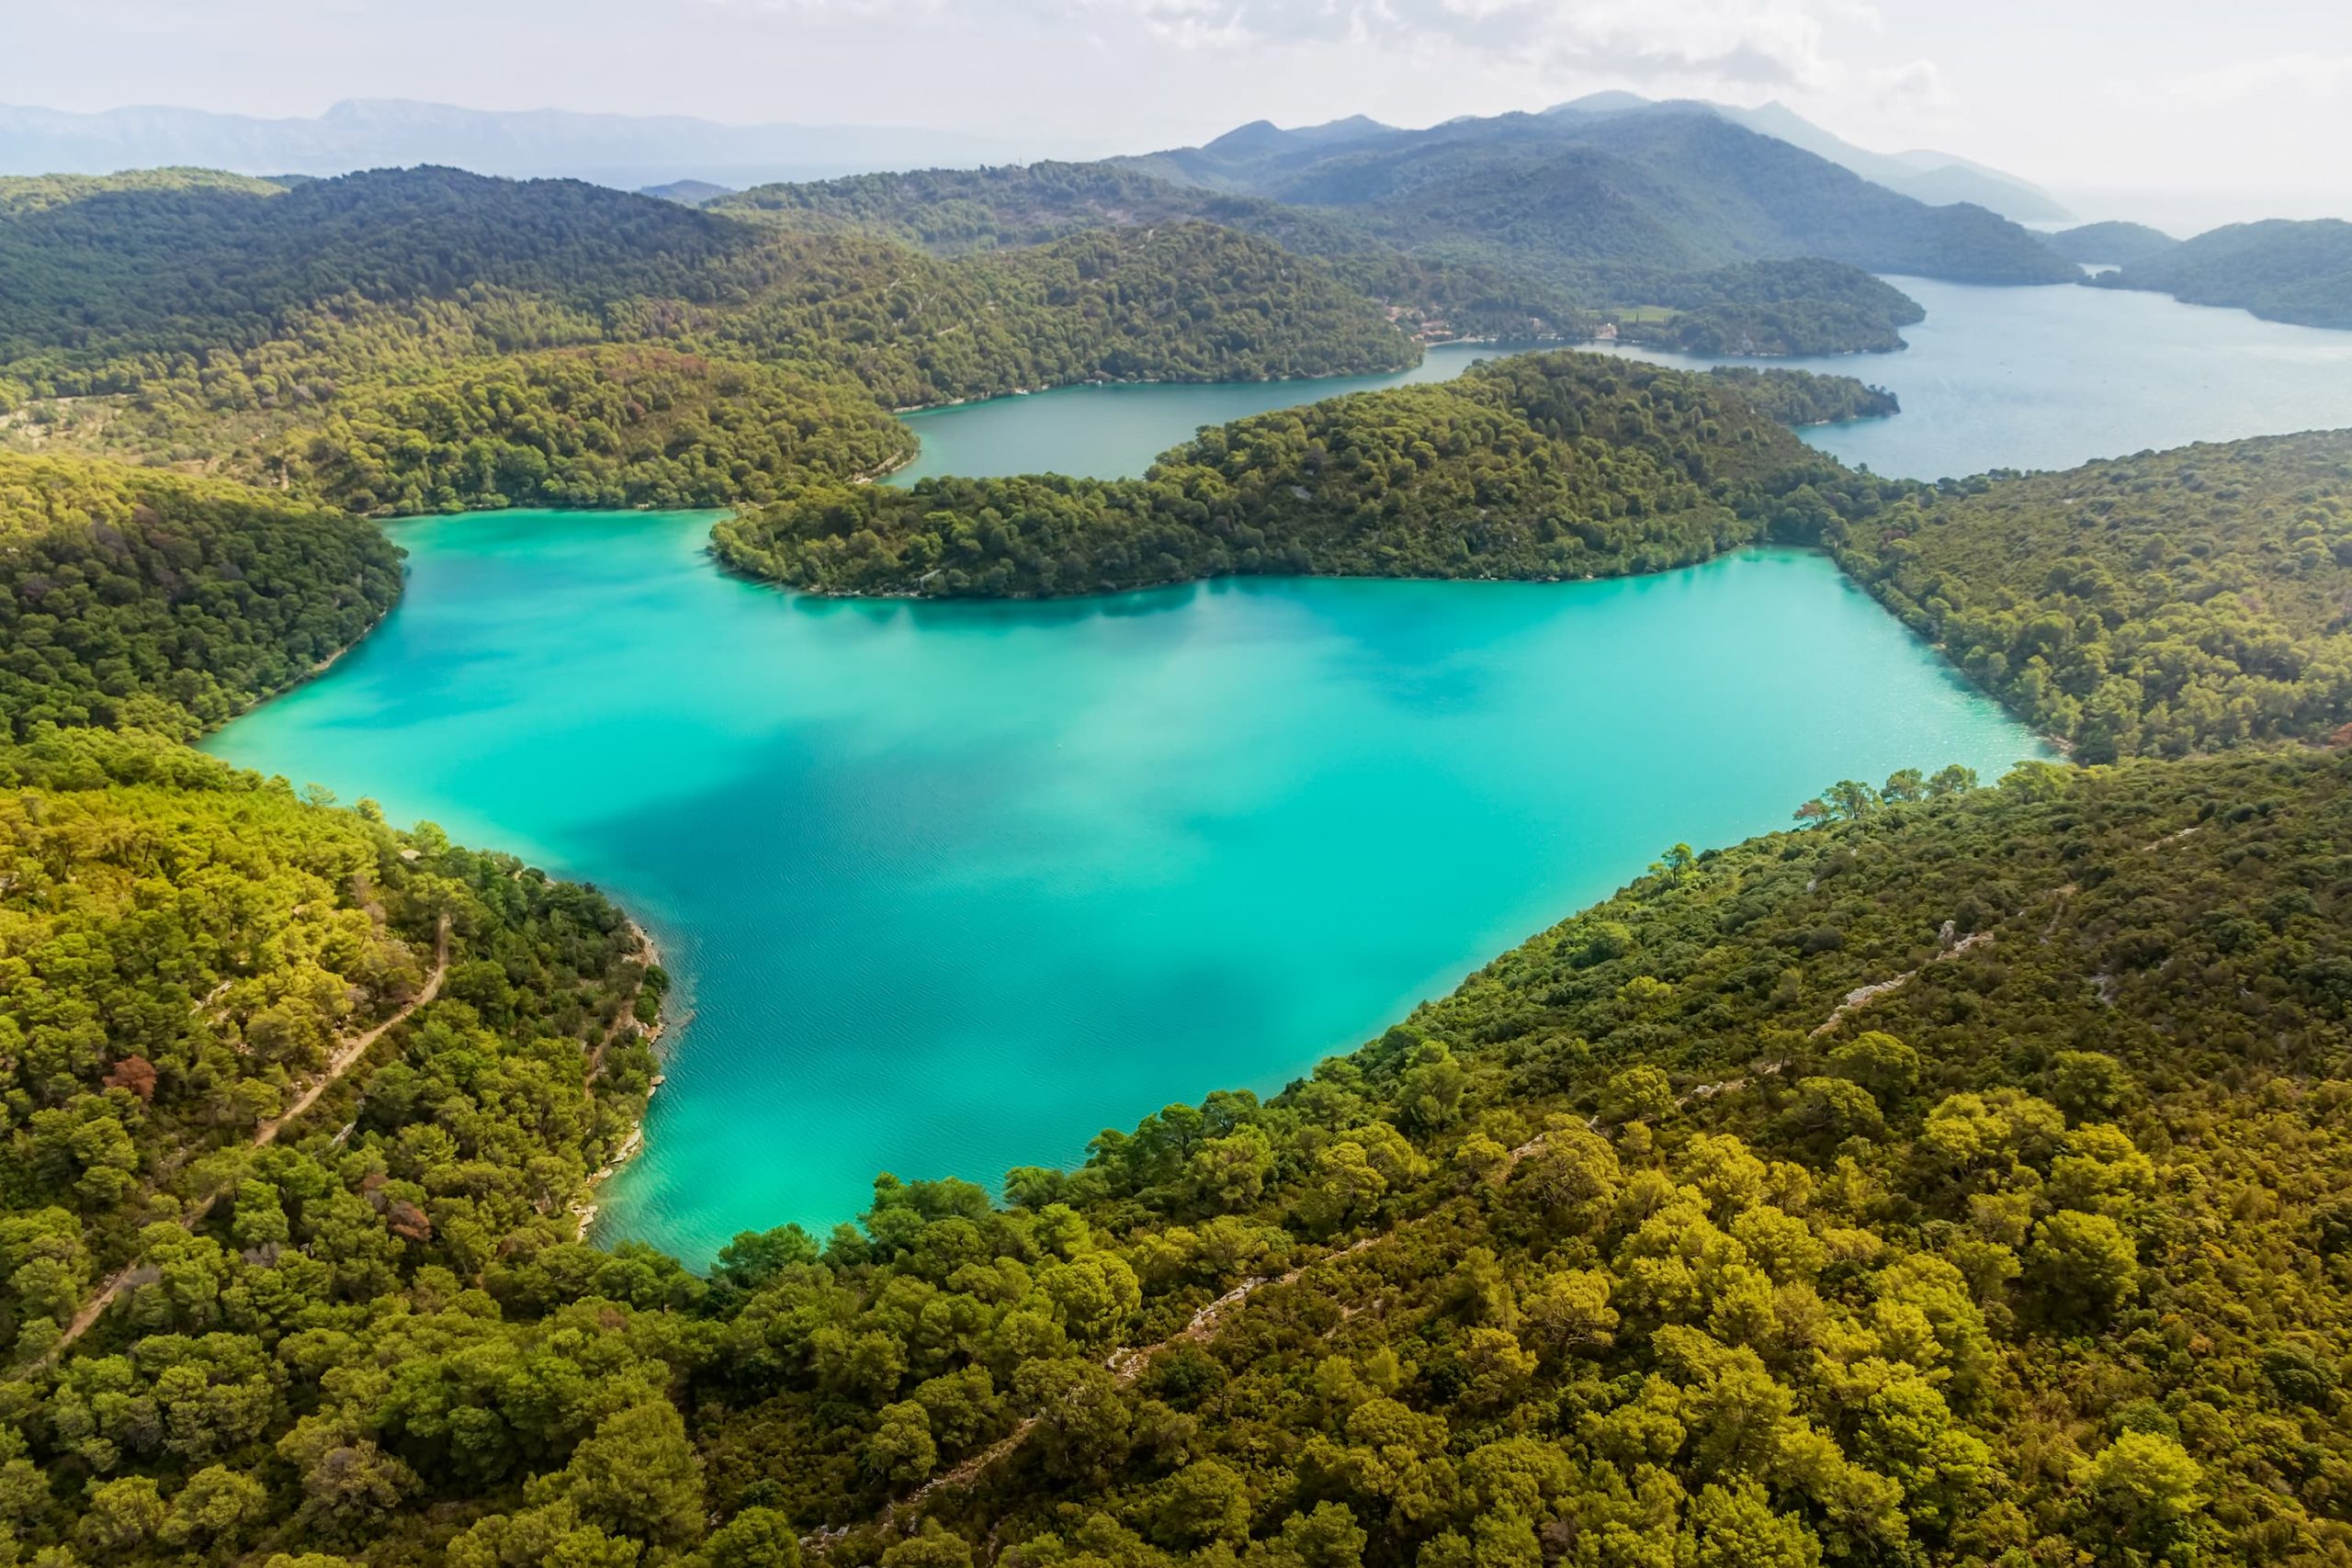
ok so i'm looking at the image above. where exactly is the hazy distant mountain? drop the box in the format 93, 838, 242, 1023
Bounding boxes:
1544, 93, 2071, 223
2045, 220, 2180, 267
0, 99, 1036, 188
1112, 108, 2075, 286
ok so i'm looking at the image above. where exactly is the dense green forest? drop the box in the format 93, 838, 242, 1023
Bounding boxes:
0, 445, 671, 1564
708, 162, 1576, 345
1826, 431, 2352, 760
2092, 219, 2352, 330
0, 169, 1419, 504
1696, 368, 1898, 426
0, 453, 401, 738
712, 354, 1871, 597
712, 137, 1993, 357
0, 171, 1413, 398
1604, 261, 1925, 356
709, 162, 1317, 258
0, 728, 671, 1568
282, 348, 914, 514
0, 168, 289, 220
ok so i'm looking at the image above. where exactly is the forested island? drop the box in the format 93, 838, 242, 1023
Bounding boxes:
717, 350, 2351, 765
1602, 261, 1926, 356
3, 137, 2352, 1568
713, 356, 1869, 598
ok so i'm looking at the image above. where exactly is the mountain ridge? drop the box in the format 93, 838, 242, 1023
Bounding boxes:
1544, 93, 2072, 222
0, 96, 1043, 186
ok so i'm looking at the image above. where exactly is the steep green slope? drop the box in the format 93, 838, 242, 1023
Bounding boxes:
0, 452, 401, 739
1828, 430, 2352, 759
710, 162, 1297, 255
0, 728, 674, 1564
0, 443, 679, 1564
0, 167, 767, 376
2092, 219, 2352, 330
0, 171, 1412, 401
712, 353, 1861, 597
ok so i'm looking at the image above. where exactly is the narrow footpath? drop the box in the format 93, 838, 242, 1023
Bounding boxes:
47, 915, 451, 1359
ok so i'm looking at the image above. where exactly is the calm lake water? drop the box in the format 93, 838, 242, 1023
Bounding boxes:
208, 517, 2043, 1265
204, 275, 2342, 1264
899, 278, 2352, 483
892, 341, 1513, 484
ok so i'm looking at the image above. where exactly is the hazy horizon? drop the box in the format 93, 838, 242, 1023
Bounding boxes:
4, 0, 2348, 233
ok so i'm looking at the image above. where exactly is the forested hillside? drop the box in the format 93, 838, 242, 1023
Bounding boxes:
12, 695, 2348, 1565
0, 728, 672, 1567
0, 168, 1419, 507
712, 354, 1871, 596
282, 347, 914, 514
0, 452, 401, 737
2092, 219, 2352, 330
711, 115, 2036, 355
0, 442, 673, 1564
1827, 430, 2352, 758
0, 167, 288, 220
0, 170, 1413, 400
653, 747, 2352, 1568
715, 163, 1594, 344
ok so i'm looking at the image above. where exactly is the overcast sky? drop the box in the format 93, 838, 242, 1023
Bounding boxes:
7, 0, 2349, 228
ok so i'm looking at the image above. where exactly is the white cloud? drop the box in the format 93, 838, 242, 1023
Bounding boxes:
994, 0, 1879, 90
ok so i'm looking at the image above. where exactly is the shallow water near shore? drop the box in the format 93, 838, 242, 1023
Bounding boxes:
207, 514, 2045, 1265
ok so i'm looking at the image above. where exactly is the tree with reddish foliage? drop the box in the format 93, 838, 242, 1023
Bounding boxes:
103, 1056, 157, 1102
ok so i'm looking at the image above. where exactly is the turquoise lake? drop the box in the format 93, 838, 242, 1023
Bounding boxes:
209, 523, 2042, 1264
200, 275, 2347, 1265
